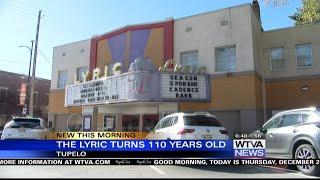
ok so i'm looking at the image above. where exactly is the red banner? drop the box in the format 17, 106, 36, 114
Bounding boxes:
19, 83, 27, 106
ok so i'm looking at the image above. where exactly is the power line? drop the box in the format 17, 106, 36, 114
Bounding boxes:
38, 49, 52, 65
0, 59, 27, 63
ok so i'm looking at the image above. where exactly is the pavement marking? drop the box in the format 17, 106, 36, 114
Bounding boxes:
261, 165, 297, 173
260, 165, 317, 178
295, 173, 318, 179
149, 165, 166, 175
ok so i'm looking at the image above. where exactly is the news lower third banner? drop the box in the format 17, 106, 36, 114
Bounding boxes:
0, 132, 266, 159
0, 140, 234, 158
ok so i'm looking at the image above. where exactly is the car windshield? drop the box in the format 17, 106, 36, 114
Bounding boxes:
183, 115, 222, 127
7, 118, 41, 129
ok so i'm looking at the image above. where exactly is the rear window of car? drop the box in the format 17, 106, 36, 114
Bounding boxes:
183, 115, 222, 127
8, 118, 41, 129
302, 113, 320, 123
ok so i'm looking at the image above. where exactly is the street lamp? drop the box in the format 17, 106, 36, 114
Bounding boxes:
18, 40, 34, 116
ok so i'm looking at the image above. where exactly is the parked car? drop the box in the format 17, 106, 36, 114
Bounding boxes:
1, 117, 50, 140
146, 112, 229, 140
250, 107, 320, 176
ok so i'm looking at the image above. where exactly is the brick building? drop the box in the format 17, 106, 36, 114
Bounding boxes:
0, 70, 50, 129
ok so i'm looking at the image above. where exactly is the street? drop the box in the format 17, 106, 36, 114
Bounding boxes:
0, 165, 316, 178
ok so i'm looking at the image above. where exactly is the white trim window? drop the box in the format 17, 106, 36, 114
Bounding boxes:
215, 46, 237, 72
76, 66, 88, 82
57, 70, 68, 88
296, 44, 312, 68
180, 50, 199, 68
270, 47, 285, 71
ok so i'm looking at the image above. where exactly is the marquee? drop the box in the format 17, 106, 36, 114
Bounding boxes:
65, 58, 210, 107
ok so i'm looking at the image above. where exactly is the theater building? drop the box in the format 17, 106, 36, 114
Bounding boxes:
48, 1, 320, 136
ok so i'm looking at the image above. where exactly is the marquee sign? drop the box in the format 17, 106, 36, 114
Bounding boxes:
161, 74, 208, 100
65, 58, 210, 107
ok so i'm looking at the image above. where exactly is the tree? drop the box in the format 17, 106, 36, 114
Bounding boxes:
290, 0, 320, 25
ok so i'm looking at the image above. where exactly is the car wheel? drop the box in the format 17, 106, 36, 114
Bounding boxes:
295, 144, 320, 176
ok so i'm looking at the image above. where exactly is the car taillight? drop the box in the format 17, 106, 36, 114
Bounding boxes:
177, 128, 195, 135
219, 129, 228, 135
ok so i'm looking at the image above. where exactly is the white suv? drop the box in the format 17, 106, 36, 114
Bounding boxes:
146, 112, 229, 140
1, 117, 49, 140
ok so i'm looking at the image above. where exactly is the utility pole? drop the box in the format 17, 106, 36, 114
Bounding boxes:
29, 10, 42, 117
18, 40, 34, 116
26, 40, 34, 116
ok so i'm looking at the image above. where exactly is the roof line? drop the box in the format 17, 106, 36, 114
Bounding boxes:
53, 38, 91, 49
54, 3, 251, 48
175, 3, 251, 21
264, 22, 320, 33
0, 69, 51, 81
93, 18, 173, 38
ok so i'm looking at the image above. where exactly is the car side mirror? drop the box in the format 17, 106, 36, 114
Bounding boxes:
260, 128, 267, 134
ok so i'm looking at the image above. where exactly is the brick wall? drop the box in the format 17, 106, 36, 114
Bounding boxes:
0, 70, 50, 128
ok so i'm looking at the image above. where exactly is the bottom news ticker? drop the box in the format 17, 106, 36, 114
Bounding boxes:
0, 159, 319, 166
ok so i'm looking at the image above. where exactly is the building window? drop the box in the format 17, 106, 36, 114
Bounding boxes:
122, 115, 139, 132
33, 92, 38, 107
215, 46, 237, 72
76, 66, 88, 82
221, 20, 228, 26
67, 115, 82, 132
104, 115, 115, 131
48, 121, 53, 129
142, 114, 159, 132
57, 70, 68, 88
0, 88, 7, 104
180, 50, 198, 68
270, 48, 285, 71
296, 44, 312, 68
186, 26, 192, 32
46, 93, 50, 105
80, 49, 85, 53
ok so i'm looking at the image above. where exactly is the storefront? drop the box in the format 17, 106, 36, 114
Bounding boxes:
95, 102, 178, 132
64, 58, 209, 132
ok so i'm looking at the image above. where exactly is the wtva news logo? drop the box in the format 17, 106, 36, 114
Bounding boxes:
233, 139, 266, 158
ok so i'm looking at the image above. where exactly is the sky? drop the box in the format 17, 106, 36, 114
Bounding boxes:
0, 0, 302, 80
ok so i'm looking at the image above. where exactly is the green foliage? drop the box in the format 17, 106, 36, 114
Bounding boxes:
290, 0, 320, 25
